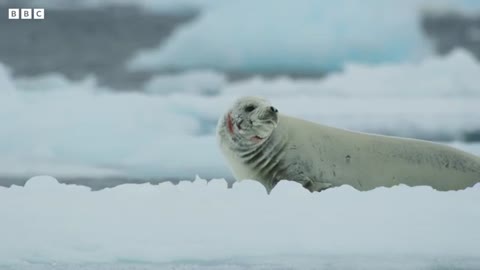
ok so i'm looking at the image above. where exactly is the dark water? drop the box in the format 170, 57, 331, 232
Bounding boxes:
3, 255, 480, 270
0, 4, 197, 89
422, 12, 480, 59
1, 175, 235, 190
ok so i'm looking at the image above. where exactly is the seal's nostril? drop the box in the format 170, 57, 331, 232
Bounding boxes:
270, 106, 278, 113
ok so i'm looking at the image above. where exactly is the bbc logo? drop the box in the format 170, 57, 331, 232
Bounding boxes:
8, 8, 45, 20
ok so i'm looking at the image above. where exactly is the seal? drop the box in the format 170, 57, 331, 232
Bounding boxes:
217, 96, 480, 192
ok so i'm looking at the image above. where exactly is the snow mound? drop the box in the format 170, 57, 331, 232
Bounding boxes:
0, 175, 479, 266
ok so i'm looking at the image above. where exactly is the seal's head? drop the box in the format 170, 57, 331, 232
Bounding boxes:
218, 96, 279, 148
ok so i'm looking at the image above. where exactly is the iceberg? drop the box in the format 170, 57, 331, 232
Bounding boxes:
128, 0, 480, 73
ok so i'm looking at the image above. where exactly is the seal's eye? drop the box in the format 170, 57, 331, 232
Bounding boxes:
244, 105, 256, 112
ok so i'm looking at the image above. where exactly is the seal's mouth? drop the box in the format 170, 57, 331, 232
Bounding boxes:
227, 113, 265, 142
250, 135, 264, 142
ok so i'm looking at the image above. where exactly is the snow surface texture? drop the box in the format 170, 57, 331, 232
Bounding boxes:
128, 0, 480, 72
1, 50, 480, 181
0, 176, 479, 269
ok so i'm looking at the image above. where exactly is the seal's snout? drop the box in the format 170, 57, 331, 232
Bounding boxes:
269, 106, 278, 113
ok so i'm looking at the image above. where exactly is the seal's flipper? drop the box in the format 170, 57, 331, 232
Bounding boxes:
302, 176, 333, 192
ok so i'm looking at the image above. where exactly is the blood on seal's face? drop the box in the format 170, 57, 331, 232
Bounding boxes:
225, 96, 279, 145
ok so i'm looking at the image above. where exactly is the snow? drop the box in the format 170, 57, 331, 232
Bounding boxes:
317, 49, 480, 97
1, 50, 480, 181
128, 0, 480, 72
0, 176, 479, 268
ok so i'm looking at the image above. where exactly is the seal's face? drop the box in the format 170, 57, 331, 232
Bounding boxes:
222, 96, 279, 146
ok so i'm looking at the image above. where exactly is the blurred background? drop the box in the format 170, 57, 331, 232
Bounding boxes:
0, 0, 479, 189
